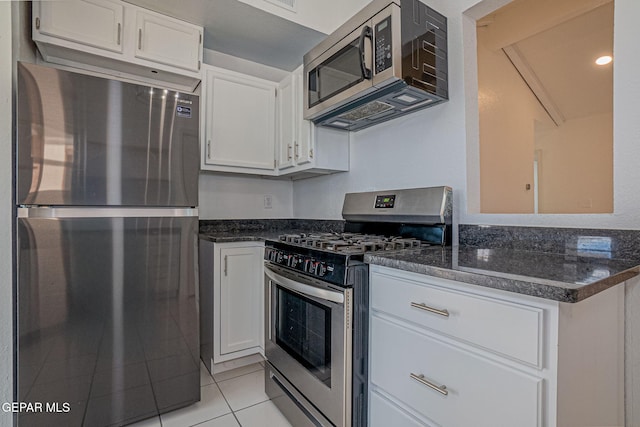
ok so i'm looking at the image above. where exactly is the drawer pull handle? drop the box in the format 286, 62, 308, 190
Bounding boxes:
410, 301, 449, 317
410, 373, 449, 396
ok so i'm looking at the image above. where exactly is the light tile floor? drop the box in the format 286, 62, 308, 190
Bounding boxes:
129, 362, 292, 427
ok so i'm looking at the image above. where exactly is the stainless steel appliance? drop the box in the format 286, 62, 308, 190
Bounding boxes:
303, 0, 448, 131
15, 62, 200, 427
264, 186, 452, 427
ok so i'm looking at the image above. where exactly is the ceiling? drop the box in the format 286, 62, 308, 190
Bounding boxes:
124, 0, 327, 71
481, 0, 614, 122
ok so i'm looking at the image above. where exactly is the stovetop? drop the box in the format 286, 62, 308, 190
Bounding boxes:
277, 232, 425, 255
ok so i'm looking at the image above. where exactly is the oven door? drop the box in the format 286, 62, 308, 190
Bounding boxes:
304, 21, 374, 120
265, 265, 352, 427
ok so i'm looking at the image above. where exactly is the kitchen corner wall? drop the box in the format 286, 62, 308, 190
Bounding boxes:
292, 0, 640, 422
1, 3, 12, 426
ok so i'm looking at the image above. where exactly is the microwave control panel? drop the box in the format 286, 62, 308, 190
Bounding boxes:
375, 16, 393, 73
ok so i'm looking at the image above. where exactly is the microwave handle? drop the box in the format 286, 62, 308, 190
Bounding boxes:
359, 25, 372, 80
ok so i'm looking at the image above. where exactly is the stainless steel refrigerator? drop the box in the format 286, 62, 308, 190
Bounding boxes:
16, 62, 200, 426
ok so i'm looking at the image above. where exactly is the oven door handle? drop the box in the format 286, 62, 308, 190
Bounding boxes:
265, 267, 344, 304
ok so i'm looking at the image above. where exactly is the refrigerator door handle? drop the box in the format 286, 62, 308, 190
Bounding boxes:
17, 207, 199, 218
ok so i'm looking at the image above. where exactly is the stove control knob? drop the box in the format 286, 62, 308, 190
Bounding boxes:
287, 256, 297, 267
317, 263, 327, 277
276, 251, 284, 264
305, 260, 315, 274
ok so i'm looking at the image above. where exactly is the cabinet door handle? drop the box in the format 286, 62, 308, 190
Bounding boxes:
287, 145, 292, 161
410, 373, 448, 396
294, 142, 299, 159
224, 255, 228, 276
207, 140, 211, 159
138, 28, 142, 50
410, 301, 449, 317
117, 23, 121, 45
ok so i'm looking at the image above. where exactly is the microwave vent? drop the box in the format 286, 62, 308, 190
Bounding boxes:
338, 101, 394, 122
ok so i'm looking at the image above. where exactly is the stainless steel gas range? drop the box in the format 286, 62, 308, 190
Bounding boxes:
263, 186, 453, 427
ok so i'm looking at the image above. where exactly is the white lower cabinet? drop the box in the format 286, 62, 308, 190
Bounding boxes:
213, 242, 264, 363
368, 265, 625, 427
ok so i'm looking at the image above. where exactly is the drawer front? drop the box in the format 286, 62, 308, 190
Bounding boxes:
371, 270, 543, 366
370, 390, 428, 427
370, 315, 542, 427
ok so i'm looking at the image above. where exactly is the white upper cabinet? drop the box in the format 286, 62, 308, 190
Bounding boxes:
276, 65, 349, 179
201, 65, 277, 174
134, 10, 202, 72
37, 0, 124, 53
32, 0, 203, 91
199, 63, 349, 178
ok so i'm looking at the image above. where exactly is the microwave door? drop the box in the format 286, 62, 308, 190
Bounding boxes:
304, 21, 375, 120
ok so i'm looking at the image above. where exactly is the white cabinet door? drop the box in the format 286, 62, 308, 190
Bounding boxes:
370, 315, 542, 427
219, 245, 264, 357
277, 73, 296, 170
135, 10, 202, 72
203, 67, 277, 172
293, 66, 313, 165
36, 0, 124, 53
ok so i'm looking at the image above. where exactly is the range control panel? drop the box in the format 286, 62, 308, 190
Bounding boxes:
375, 194, 396, 208
264, 243, 348, 287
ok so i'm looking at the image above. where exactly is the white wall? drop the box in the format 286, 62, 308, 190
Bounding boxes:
0, 2, 12, 426
535, 112, 613, 213
199, 173, 293, 219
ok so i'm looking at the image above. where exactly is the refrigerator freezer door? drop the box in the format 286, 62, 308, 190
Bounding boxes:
16, 214, 200, 426
16, 62, 199, 207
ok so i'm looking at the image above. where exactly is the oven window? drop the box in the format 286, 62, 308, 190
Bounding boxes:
308, 37, 364, 108
275, 285, 331, 387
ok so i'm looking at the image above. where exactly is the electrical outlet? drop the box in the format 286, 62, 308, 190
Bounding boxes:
264, 195, 273, 209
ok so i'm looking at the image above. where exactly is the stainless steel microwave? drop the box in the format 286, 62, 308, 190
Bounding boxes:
303, 0, 448, 131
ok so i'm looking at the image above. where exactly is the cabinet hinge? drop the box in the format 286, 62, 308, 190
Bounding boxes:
35, 17, 40, 30
310, 149, 314, 158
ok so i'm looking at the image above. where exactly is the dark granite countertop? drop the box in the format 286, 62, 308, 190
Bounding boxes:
199, 229, 304, 243
199, 221, 640, 303
365, 246, 640, 303
198, 219, 345, 243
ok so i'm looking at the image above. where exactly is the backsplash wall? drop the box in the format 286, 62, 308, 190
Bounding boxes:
199, 173, 293, 219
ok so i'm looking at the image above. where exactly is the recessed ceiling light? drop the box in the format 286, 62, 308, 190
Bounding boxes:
595, 55, 613, 65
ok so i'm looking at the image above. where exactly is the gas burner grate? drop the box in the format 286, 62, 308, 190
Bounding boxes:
278, 232, 425, 254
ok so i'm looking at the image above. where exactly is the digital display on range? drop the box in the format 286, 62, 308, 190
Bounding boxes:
375, 194, 396, 208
